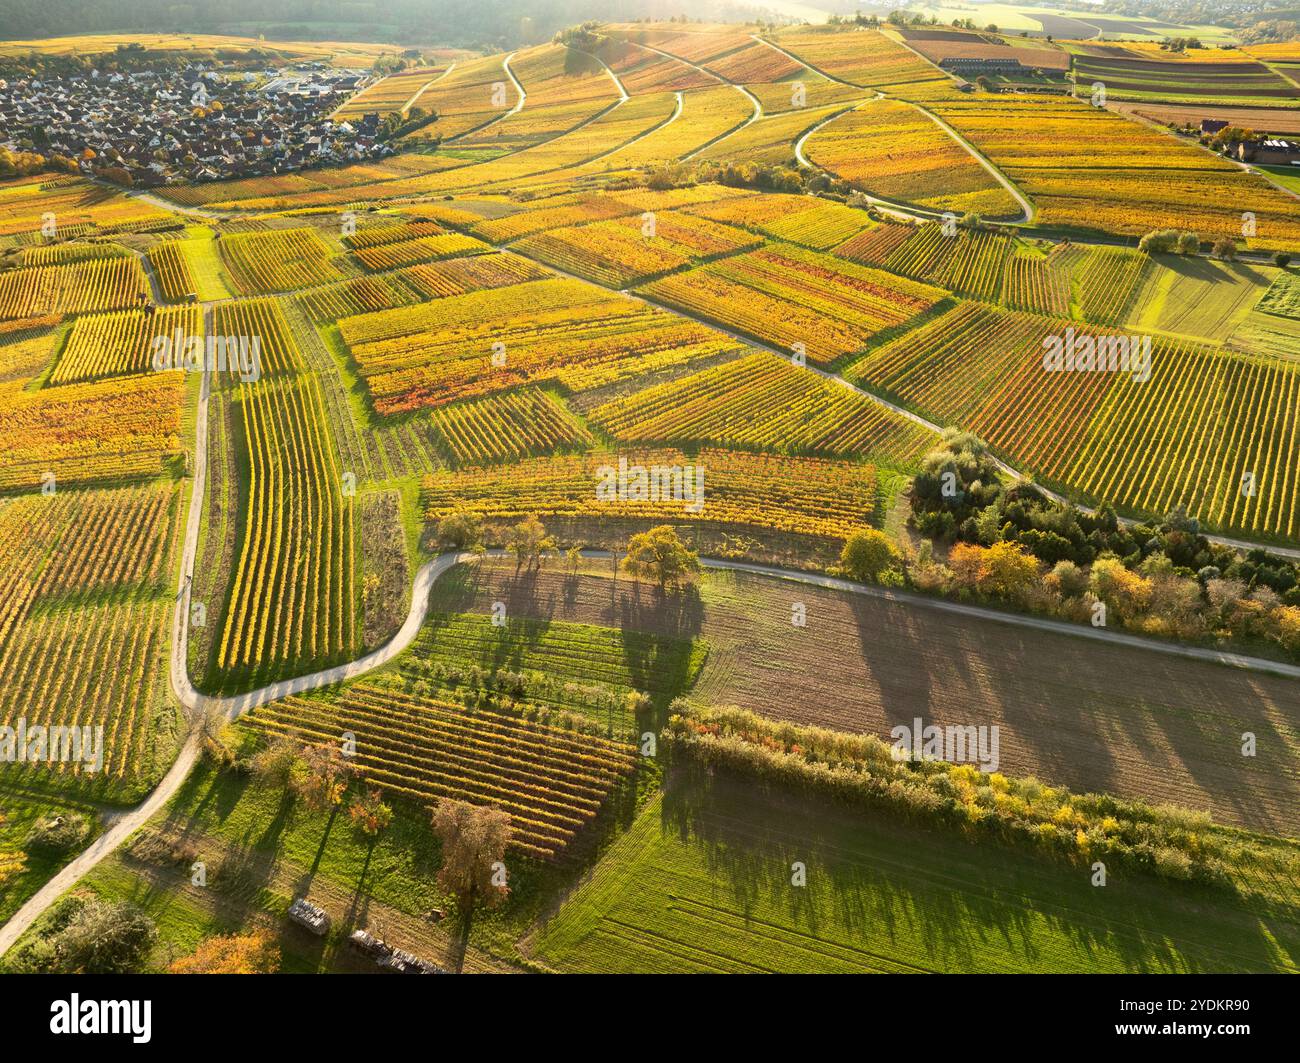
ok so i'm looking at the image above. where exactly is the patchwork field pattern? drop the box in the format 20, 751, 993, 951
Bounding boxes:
640, 243, 946, 364
219, 227, 344, 293
340, 277, 741, 414
51, 305, 200, 385
850, 301, 1300, 540
590, 350, 936, 464
805, 100, 1022, 218
514, 210, 762, 287
428, 388, 594, 466
0, 257, 149, 320
0, 484, 182, 799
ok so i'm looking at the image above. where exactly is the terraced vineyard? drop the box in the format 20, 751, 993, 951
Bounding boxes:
6, 17, 1300, 985
514, 211, 761, 288
640, 243, 946, 364
428, 388, 594, 466
214, 369, 358, 686
242, 684, 637, 859
50, 305, 199, 384
0, 257, 149, 319
590, 350, 935, 463
422, 447, 884, 541
805, 99, 1022, 218
1002, 251, 1071, 316
219, 227, 345, 294
340, 277, 740, 413
0, 484, 182, 800
146, 241, 198, 303
850, 301, 1300, 540
0, 370, 183, 491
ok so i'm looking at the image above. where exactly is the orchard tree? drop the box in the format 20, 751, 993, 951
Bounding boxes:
431, 799, 512, 971
290, 743, 352, 813
435, 509, 483, 550
348, 787, 393, 837
506, 514, 554, 569
622, 525, 700, 592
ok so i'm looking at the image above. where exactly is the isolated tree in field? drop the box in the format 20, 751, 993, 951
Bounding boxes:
506, 514, 554, 569
290, 743, 352, 813
839, 528, 901, 584
169, 931, 280, 974
250, 732, 299, 787
431, 799, 512, 910
436, 509, 483, 550
347, 787, 393, 837
197, 705, 236, 766
622, 525, 700, 592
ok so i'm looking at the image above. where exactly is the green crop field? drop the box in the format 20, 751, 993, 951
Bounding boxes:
533, 774, 1300, 973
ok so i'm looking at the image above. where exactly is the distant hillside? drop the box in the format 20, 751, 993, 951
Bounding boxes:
0, 0, 745, 49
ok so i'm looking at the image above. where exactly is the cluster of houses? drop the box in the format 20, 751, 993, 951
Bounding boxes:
1200, 119, 1300, 166
0, 61, 392, 185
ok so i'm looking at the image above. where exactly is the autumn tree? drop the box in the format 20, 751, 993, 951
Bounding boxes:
435, 509, 483, 549
1090, 556, 1153, 622
289, 743, 352, 812
169, 931, 279, 974
506, 514, 554, 570
838, 528, 901, 584
250, 733, 299, 786
431, 799, 512, 910
978, 541, 1040, 599
347, 788, 393, 836
622, 525, 700, 593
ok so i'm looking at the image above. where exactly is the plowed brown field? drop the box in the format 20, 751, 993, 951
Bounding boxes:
431, 559, 1300, 837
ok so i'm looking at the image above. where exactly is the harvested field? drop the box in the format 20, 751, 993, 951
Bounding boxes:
1109, 101, 1300, 135
436, 559, 1300, 837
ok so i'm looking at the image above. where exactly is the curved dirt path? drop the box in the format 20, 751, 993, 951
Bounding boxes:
447, 51, 526, 144
401, 62, 456, 116
7, 519, 1300, 959
906, 101, 1035, 223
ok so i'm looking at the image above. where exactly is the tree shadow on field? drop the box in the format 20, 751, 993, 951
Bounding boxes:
1152, 252, 1270, 287
658, 762, 1286, 973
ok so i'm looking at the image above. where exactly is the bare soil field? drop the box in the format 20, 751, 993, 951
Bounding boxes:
900, 31, 1070, 73
437, 559, 1300, 837
1110, 101, 1300, 134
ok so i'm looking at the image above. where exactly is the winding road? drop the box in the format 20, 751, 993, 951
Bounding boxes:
11, 41, 1299, 958
6, 490, 1300, 961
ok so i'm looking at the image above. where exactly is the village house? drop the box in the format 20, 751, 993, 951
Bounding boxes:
0, 61, 388, 185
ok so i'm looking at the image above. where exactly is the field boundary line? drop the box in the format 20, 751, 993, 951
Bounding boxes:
402, 62, 456, 116
446, 50, 527, 144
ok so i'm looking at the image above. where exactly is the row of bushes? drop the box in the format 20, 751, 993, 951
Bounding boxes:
663, 704, 1296, 890
900, 431, 1300, 658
